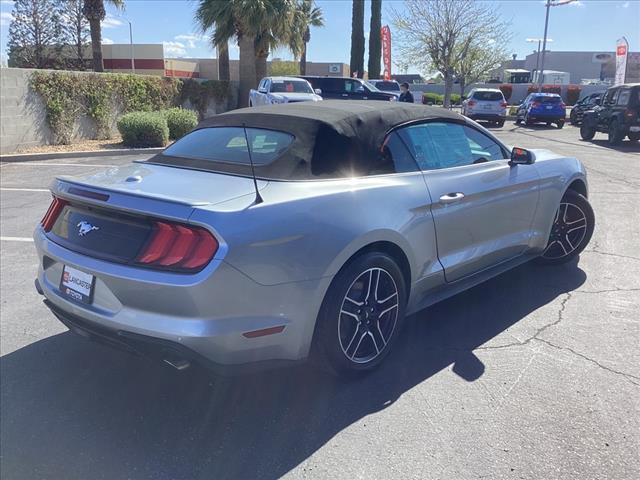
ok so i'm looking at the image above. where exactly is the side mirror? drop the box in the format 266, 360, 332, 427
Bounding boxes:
314, 88, 322, 95
258, 87, 267, 93
509, 147, 535, 166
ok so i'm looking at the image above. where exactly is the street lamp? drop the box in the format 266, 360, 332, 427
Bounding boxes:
537, 0, 577, 91
127, 20, 135, 74
526, 38, 553, 84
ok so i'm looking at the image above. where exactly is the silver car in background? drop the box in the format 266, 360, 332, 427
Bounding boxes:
34, 101, 594, 376
462, 88, 508, 127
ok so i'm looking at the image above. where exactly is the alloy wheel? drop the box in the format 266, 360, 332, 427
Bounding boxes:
541, 202, 588, 260
338, 268, 399, 364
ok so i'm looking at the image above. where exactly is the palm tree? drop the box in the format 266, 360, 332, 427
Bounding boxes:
82, 0, 124, 72
196, 0, 296, 108
290, 0, 324, 75
350, 0, 365, 78
367, 0, 382, 79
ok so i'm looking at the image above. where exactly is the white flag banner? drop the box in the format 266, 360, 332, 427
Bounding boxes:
615, 37, 629, 86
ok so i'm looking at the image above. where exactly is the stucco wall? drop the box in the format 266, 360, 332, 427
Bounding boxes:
0, 67, 238, 155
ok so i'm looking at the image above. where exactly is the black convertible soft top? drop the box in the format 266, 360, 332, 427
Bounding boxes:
148, 100, 464, 180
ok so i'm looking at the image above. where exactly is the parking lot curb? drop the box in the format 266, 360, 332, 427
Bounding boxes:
0, 147, 164, 163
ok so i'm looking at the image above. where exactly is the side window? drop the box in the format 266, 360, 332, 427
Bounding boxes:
397, 122, 506, 171
370, 131, 419, 175
617, 89, 630, 106
345, 80, 364, 93
604, 88, 618, 105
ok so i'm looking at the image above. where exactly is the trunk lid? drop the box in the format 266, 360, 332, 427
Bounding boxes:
57, 162, 267, 207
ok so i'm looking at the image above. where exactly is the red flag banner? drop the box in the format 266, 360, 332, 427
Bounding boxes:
381, 25, 391, 80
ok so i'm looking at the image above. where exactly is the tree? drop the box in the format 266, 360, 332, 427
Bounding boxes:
289, 0, 324, 75
217, 41, 230, 82
367, 0, 381, 79
82, 0, 124, 72
61, 0, 91, 69
196, 0, 298, 108
269, 59, 299, 76
7, 0, 64, 69
391, 0, 509, 107
455, 40, 510, 98
349, 0, 364, 78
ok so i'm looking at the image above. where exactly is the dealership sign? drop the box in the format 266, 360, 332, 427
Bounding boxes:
615, 37, 629, 85
381, 25, 391, 80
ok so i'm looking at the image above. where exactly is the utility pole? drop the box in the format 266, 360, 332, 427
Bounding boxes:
538, 0, 576, 91
128, 21, 135, 74
527, 38, 553, 84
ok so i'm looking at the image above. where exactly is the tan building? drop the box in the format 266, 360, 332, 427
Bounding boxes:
190, 58, 349, 80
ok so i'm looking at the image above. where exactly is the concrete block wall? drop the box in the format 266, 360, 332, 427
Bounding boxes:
0, 67, 239, 155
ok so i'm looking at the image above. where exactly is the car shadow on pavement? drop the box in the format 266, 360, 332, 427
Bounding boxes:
582, 138, 640, 153
0, 261, 586, 480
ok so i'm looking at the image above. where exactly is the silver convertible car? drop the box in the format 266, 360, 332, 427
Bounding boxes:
34, 101, 594, 375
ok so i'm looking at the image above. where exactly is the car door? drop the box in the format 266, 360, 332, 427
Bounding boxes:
599, 88, 619, 128
345, 79, 367, 100
397, 121, 540, 282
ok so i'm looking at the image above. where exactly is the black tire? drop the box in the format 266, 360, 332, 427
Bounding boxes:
569, 109, 578, 125
515, 117, 522, 125
314, 252, 407, 376
628, 132, 640, 142
524, 114, 533, 126
535, 190, 595, 266
580, 124, 596, 140
557, 120, 565, 129
608, 119, 624, 146
546, 122, 552, 126
497, 120, 505, 128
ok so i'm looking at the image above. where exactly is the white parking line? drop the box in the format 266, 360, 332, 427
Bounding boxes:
1, 236, 33, 242
0, 162, 116, 167
1, 187, 50, 192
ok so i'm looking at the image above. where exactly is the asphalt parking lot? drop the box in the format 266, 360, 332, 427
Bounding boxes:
1, 123, 639, 480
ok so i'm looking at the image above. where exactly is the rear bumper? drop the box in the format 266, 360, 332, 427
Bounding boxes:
527, 111, 565, 120
467, 113, 505, 121
41, 295, 303, 375
34, 227, 331, 369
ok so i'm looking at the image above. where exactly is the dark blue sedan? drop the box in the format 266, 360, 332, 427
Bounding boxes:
515, 93, 566, 128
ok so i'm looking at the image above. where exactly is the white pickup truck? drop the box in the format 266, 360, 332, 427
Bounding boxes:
249, 76, 323, 106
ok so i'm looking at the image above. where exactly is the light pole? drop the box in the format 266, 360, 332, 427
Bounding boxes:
526, 38, 553, 84
128, 20, 135, 74
538, 0, 576, 92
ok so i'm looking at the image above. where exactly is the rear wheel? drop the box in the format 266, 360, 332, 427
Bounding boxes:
497, 120, 505, 128
608, 120, 624, 146
580, 124, 596, 140
570, 109, 578, 125
524, 113, 533, 126
535, 190, 594, 266
315, 252, 407, 376
628, 132, 640, 142
546, 122, 551, 126
556, 120, 565, 129
515, 117, 522, 125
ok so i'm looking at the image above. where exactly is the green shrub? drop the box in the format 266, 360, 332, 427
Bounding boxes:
541, 84, 562, 95
180, 79, 231, 119
117, 112, 169, 148
422, 92, 444, 105
163, 108, 198, 139
450, 94, 461, 105
499, 84, 513, 102
31, 71, 81, 145
566, 85, 581, 106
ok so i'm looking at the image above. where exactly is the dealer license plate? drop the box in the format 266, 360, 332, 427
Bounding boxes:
60, 265, 95, 304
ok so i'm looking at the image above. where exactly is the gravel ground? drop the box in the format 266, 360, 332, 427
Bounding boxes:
0, 123, 638, 480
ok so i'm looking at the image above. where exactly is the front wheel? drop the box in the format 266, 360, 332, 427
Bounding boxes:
580, 124, 596, 140
315, 252, 407, 376
535, 190, 595, 266
570, 109, 578, 125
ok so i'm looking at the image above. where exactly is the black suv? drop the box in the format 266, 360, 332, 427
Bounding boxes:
569, 92, 603, 125
580, 84, 640, 145
299, 76, 398, 101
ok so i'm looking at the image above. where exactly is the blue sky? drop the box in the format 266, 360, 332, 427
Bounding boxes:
1, 0, 639, 73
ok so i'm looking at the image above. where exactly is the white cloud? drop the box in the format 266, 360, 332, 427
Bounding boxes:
174, 33, 206, 49
102, 37, 114, 45
0, 11, 12, 26
102, 15, 123, 29
163, 41, 187, 57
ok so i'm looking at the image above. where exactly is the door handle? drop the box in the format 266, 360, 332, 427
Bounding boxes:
341, 93, 349, 97
439, 192, 465, 204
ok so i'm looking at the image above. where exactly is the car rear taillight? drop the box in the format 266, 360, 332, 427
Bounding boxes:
136, 221, 218, 271
41, 196, 68, 232
625, 108, 637, 119
468, 100, 477, 107
560, 102, 566, 109
500, 101, 508, 108
531, 101, 541, 108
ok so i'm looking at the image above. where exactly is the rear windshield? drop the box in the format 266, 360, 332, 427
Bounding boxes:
534, 95, 561, 104
270, 80, 313, 94
374, 81, 400, 91
163, 127, 294, 165
472, 91, 503, 101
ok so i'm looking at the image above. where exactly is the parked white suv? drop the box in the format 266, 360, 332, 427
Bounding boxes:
462, 88, 508, 127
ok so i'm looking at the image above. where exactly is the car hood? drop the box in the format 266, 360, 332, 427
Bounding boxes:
55, 162, 267, 207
